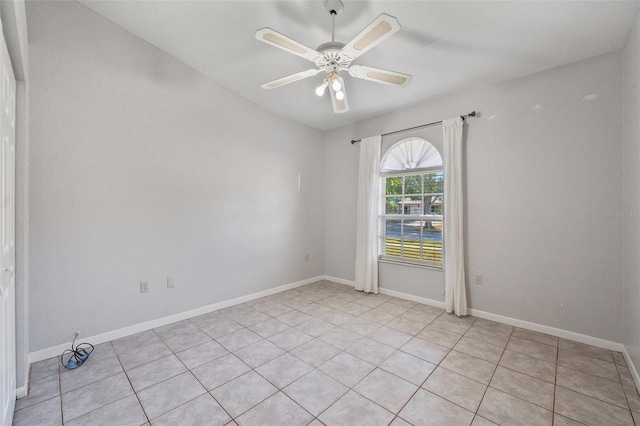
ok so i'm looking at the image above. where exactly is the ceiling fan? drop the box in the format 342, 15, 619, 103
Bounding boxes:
255, 0, 412, 114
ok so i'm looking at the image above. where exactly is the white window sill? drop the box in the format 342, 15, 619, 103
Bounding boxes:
379, 257, 443, 272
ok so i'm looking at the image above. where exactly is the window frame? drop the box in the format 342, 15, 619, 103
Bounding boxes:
379, 161, 444, 269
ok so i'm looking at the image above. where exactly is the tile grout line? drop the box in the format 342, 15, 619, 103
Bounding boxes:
156, 326, 238, 425
471, 323, 514, 425
238, 295, 359, 424
128, 301, 303, 422
616, 348, 639, 426
399, 316, 515, 420
12, 362, 59, 413
176, 317, 267, 423
552, 337, 559, 426
357, 294, 629, 423
57, 358, 63, 426
108, 339, 151, 426
231, 294, 432, 424
192, 290, 349, 424
387, 310, 465, 424
60, 362, 146, 424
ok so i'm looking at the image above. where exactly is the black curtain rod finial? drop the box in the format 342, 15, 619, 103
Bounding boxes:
460, 111, 476, 121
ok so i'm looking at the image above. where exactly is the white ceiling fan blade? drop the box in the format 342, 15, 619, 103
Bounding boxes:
255, 28, 320, 62
261, 69, 321, 89
329, 76, 349, 114
341, 14, 401, 61
348, 65, 412, 87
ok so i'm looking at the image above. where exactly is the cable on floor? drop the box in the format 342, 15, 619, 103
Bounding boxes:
60, 332, 94, 369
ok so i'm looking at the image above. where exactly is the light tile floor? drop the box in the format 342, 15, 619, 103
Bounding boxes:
13, 280, 640, 426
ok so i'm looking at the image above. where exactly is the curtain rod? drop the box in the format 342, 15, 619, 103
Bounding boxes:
350, 111, 477, 144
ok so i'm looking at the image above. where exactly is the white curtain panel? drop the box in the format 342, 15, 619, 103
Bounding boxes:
443, 117, 468, 316
355, 135, 382, 294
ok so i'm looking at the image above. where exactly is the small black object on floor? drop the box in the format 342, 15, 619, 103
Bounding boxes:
60, 332, 94, 370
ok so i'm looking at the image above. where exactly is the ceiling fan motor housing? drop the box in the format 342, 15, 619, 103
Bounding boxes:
315, 41, 350, 72
317, 41, 345, 52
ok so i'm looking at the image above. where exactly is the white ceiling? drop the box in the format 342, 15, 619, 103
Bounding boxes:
79, 1, 639, 131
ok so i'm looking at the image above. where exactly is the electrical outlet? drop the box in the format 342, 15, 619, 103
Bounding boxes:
140, 281, 149, 293
167, 276, 175, 288
475, 274, 482, 285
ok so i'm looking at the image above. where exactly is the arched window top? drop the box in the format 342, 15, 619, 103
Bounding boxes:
380, 137, 442, 173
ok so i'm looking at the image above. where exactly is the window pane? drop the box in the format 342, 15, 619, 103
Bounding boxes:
380, 168, 444, 268
381, 217, 443, 267
385, 196, 401, 214
401, 219, 422, 261
423, 195, 443, 215
424, 172, 443, 193
423, 220, 443, 263
386, 177, 402, 195
384, 219, 402, 257
403, 196, 422, 215
404, 175, 421, 194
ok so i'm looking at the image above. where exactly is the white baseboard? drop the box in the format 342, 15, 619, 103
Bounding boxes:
378, 287, 446, 310
16, 365, 29, 399
28, 275, 324, 364
322, 276, 447, 310
16, 385, 27, 399
322, 275, 355, 287
468, 307, 625, 352
623, 346, 640, 390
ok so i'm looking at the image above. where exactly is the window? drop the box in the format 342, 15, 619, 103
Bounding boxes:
379, 138, 443, 268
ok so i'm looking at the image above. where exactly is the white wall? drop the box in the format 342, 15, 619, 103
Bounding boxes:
27, 1, 324, 352
324, 52, 624, 341
623, 12, 640, 373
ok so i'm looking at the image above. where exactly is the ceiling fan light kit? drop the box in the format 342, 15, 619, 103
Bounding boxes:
255, 0, 412, 114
